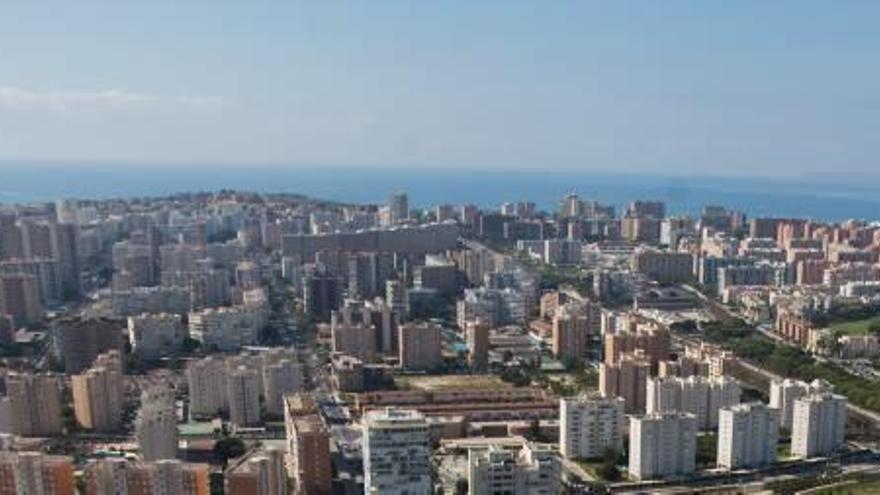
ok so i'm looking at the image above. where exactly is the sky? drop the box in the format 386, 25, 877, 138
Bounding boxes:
0, 1, 878, 177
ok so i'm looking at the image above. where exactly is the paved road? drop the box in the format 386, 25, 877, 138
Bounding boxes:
679, 284, 880, 428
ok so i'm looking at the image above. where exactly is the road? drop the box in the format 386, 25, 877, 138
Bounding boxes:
735, 357, 880, 427
679, 284, 880, 430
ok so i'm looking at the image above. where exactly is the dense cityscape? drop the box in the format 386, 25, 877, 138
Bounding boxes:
0, 190, 878, 494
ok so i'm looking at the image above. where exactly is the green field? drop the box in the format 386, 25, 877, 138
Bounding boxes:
829, 316, 880, 336
808, 477, 880, 494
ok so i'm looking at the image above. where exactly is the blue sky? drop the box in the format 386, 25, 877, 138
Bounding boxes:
0, 1, 877, 176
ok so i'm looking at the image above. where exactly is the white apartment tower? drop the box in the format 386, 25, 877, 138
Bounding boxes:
71, 352, 123, 432
388, 191, 410, 225
559, 395, 625, 460
362, 408, 431, 495
227, 365, 262, 428
628, 412, 697, 480
187, 356, 229, 419
646, 375, 741, 430
127, 313, 185, 360
791, 393, 847, 459
3, 372, 63, 437
262, 357, 304, 417
136, 385, 178, 461
717, 402, 779, 470
769, 378, 830, 430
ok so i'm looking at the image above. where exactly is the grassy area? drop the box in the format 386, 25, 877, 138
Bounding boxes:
576, 461, 604, 479
829, 316, 880, 337
768, 473, 880, 495
696, 433, 717, 468
575, 458, 623, 483
776, 442, 792, 460
810, 478, 880, 494
395, 374, 509, 391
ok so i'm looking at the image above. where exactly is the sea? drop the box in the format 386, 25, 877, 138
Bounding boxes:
0, 164, 878, 222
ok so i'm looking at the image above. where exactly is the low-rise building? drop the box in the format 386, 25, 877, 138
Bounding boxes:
468, 443, 561, 495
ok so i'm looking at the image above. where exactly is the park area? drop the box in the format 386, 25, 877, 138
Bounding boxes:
829, 316, 880, 336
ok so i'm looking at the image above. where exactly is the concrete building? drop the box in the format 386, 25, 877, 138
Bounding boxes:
398, 322, 443, 371
262, 356, 304, 418
603, 324, 669, 365
791, 393, 847, 459
466, 319, 490, 371
283, 223, 459, 265
0, 452, 75, 495
0, 273, 43, 327
628, 412, 697, 480
551, 301, 602, 361
362, 408, 431, 495
111, 286, 191, 317
331, 321, 378, 363
388, 191, 410, 225
127, 313, 186, 360
646, 375, 741, 430
630, 249, 694, 284
559, 394, 625, 460
303, 270, 340, 322
769, 378, 830, 430
4, 372, 63, 437
0, 258, 60, 305
717, 402, 779, 470
52, 317, 124, 374
414, 258, 462, 297
135, 385, 178, 461
599, 352, 651, 413
188, 304, 265, 352
83, 458, 210, 495
285, 411, 331, 495
385, 279, 408, 322
468, 443, 561, 495
82, 457, 130, 495
72, 351, 123, 432
187, 356, 228, 419
225, 447, 288, 495
628, 200, 666, 219
227, 365, 262, 428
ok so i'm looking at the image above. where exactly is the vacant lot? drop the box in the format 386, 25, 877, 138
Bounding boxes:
396, 374, 510, 391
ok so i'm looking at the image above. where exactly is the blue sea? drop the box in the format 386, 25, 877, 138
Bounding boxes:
0, 164, 878, 222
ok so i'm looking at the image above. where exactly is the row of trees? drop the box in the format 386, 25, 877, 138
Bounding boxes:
700, 319, 880, 413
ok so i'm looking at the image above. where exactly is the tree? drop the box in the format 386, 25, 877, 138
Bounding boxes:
214, 437, 246, 466
598, 448, 621, 481
816, 333, 841, 357
525, 418, 543, 442
181, 337, 201, 354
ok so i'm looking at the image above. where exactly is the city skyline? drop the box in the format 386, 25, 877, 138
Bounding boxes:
1, 1, 878, 176
2, 2, 880, 493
